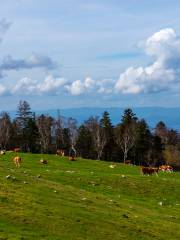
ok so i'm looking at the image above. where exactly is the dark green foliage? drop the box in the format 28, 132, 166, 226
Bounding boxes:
121, 108, 137, 124
133, 119, 152, 165
76, 125, 94, 158
16, 100, 34, 151
62, 128, 71, 155
26, 116, 39, 153
100, 111, 115, 161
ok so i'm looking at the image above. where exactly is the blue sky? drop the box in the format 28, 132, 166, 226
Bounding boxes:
0, 0, 180, 110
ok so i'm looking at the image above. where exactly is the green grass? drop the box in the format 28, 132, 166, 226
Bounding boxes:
0, 153, 179, 240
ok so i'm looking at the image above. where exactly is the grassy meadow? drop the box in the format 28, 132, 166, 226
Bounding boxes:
0, 153, 179, 240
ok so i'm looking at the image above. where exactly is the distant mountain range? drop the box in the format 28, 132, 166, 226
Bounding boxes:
7, 107, 180, 130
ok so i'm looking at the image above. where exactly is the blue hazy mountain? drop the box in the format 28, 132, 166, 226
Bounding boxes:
8, 107, 180, 130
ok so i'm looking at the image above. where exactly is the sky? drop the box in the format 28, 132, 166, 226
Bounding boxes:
1, 0, 180, 110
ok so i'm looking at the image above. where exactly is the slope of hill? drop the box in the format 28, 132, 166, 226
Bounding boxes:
0, 153, 179, 239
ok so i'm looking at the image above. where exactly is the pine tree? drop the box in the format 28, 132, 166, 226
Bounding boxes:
133, 119, 151, 165
100, 111, 114, 161
76, 125, 93, 159
16, 100, 33, 151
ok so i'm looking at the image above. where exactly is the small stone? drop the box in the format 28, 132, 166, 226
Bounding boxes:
109, 165, 116, 169
158, 201, 163, 206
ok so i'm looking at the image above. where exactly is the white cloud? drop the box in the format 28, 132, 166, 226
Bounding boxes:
0, 75, 113, 97
0, 75, 66, 96
67, 80, 85, 95
115, 28, 180, 94
66, 77, 96, 95
12, 77, 37, 95
84, 77, 94, 89
37, 75, 66, 94
66, 77, 114, 95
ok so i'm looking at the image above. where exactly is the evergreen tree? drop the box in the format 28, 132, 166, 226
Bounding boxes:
155, 121, 168, 144
133, 119, 152, 165
16, 100, 33, 151
76, 125, 93, 158
100, 111, 114, 161
26, 115, 39, 152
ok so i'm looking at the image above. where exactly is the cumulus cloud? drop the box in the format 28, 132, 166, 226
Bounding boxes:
0, 75, 113, 97
66, 77, 96, 95
115, 28, 180, 94
37, 75, 66, 94
0, 75, 66, 96
0, 53, 56, 72
66, 77, 114, 96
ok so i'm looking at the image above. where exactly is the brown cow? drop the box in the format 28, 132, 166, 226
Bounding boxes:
14, 148, 20, 153
56, 149, 65, 156
125, 160, 132, 165
13, 156, 21, 167
141, 166, 159, 176
159, 165, 173, 173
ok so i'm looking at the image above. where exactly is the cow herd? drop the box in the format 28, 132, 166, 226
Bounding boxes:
0, 148, 174, 174
141, 166, 173, 175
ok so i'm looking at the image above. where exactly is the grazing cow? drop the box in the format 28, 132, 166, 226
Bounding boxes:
141, 166, 159, 176
159, 165, 173, 173
40, 159, 48, 164
125, 160, 132, 165
56, 149, 65, 156
13, 156, 21, 167
14, 148, 20, 153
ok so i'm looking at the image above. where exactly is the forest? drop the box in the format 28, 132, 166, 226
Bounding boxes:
0, 100, 180, 169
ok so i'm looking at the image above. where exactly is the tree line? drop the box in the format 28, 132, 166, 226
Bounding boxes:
0, 100, 180, 168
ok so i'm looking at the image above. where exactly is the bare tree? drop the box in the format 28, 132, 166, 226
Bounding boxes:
85, 116, 106, 160
114, 109, 137, 163
0, 112, 11, 149
54, 110, 64, 150
67, 117, 78, 146
36, 115, 53, 153
115, 123, 136, 163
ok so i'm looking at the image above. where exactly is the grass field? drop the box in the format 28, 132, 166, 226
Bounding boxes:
0, 153, 179, 240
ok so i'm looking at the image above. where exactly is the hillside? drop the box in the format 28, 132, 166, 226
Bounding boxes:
0, 153, 180, 240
